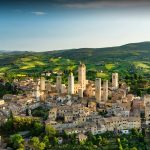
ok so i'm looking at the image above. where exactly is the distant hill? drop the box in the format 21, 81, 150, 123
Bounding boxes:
0, 42, 149, 78
42, 42, 150, 62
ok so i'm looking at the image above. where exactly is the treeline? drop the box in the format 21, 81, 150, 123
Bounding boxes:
124, 73, 150, 96
0, 115, 41, 135
0, 81, 20, 98
1, 114, 149, 150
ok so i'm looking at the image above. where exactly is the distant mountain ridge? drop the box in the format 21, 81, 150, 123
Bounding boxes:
41, 41, 150, 63
1, 41, 150, 54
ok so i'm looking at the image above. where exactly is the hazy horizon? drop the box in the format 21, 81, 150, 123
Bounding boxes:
0, 41, 150, 52
1, 0, 150, 51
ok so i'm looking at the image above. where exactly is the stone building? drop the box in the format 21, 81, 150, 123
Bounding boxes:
95, 78, 101, 103
74, 84, 81, 94
56, 76, 62, 93
61, 84, 67, 94
78, 88, 84, 98
78, 63, 86, 90
68, 72, 74, 95
48, 108, 57, 121
84, 84, 95, 97
35, 85, 40, 101
40, 77, 45, 91
112, 73, 119, 90
64, 113, 74, 123
145, 103, 150, 126
144, 94, 150, 106
103, 80, 108, 101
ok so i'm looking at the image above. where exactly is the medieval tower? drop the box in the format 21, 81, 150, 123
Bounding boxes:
103, 80, 108, 101
40, 77, 45, 91
68, 72, 74, 95
78, 63, 86, 90
35, 85, 40, 101
95, 78, 101, 103
56, 76, 62, 93
112, 73, 119, 89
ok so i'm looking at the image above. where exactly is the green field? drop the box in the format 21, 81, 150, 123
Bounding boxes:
0, 42, 149, 82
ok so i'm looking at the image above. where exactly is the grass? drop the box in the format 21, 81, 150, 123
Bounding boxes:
19, 61, 46, 70
105, 63, 116, 70
133, 61, 150, 69
96, 72, 109, 79
0, 66, 10, 72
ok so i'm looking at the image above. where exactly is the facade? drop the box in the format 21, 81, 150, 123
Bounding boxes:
68, 73, 74, 95
78, 63, 86, 90
144, 94, 150, 106
40, 77, 45, 91
145, 103, 150, 125
112, 73, 119, 89
77, 133, 87, 142
84, 84, 95, 97
74, 84, 81, 94
35, 85, 40, 101
48, 108, 57, 121
95, 78, 101, 103
0, 100, 5, 106
103, 80, 108, 101
64, 113, 73, 123
61, 84, 67, 94
56, 76, 62, 93
45, 81, 52, 92
78, 88, 84, 98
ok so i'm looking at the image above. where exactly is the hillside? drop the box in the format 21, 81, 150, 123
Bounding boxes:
43, 42, 150, 62
0, 42, 149, 80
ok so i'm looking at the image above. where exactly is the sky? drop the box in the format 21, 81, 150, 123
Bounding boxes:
1, 0, 150, 51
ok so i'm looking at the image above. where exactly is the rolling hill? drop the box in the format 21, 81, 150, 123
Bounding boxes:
0, 42, 149, 80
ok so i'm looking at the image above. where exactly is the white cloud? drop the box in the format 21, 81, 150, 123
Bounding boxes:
32, 11, 47, 16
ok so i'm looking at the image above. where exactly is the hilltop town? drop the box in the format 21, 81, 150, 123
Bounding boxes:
0, 63, 150, 150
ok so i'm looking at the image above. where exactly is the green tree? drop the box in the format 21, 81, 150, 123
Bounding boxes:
5, 82, 12, 91
131, 128, 139, 137
101, 137, 108, 146
45, 124, 56, 138
30, 137, 45, 150
31, 121, 43, 136
134, 74, 138, 80
147, 88, 150, 94
43, 135, 50, 148
53, 137, 58, 145
30, 137, 40, 149
137, 89, 142, 96
130, 147, 138, 150
117, 138, 123, 150
38, 142, 46, 150
10, 134, 24, 149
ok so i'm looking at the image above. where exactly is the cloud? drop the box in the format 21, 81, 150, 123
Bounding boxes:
2, 0, 150, 9
32, 11, 47, 16
62, 0, 150, 9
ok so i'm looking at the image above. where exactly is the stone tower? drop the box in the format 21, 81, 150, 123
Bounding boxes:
95, 78, 101, 103
40, 77, 45, 91
145, 104, 150, 125
61, 84, 67, 94
112, 73, 119, 90
103, 80, 108, 101
35, 85, 40, 101
68, 72, 74, 95
78, 63, 86, 90
78, 88, 83, 98
56, 76, 62, 93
